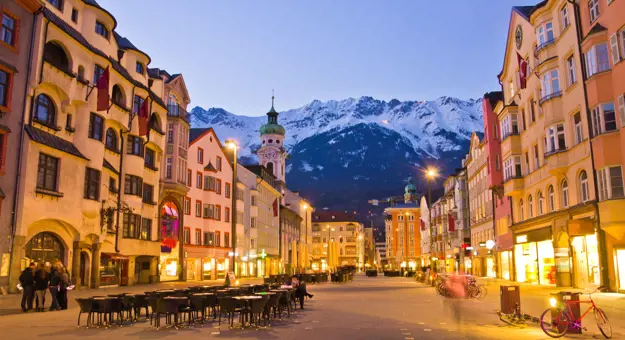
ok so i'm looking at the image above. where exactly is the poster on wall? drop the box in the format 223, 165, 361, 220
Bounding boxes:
161, 202, 179, 253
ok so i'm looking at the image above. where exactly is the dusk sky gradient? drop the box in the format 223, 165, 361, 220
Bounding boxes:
99, 0, 537, 116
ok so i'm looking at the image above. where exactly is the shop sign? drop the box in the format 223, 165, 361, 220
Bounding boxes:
516, 235, 528, 243
479, 242, 486, 247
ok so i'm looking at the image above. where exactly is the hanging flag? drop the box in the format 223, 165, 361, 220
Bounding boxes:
448, 213, 455, 232
138, 97, 149, 136
96, 66, 110, 111
272, 198, 278, 217
420, 219, 426, 231
517, 52, 528, 89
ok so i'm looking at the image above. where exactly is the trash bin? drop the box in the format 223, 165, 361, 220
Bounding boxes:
500, 285, 521, 316
550, 292, 581, 334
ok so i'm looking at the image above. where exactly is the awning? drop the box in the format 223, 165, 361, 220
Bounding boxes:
101, 252, 129, 260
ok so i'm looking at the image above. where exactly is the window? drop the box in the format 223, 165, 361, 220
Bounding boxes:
598, 166, 624, 200
122, 213, 142, 239
538, 191, 545, 215
95, 21, 109, 39
167, 124, 174, 143
203, 232, 211, 246
124, 174, 142, 196
196, 172, 202, 188
135, 62, 144, 74
225, 207, 230, 222
591, 103, 617, 136
165, 157, 172, 179
187, 169, 192, 186
580, 171, 590, 203
71, 8, 78, 23
183, 229, 190, 245
0, 70, 10, 108
618, 95, 625, 128
528, 195, 534, 218
142, 183, 154, 204
536, 21, 555, 48
541, 69, 560, 99
216, 179, 222, 194
88, 113, 104, 141
586, 44, 610, 77
216, 156, 222, 171
566, 56, 577, 86
127, 135, 144, 156
225, 183, 231, 198
195, 200, 201, 217
621, 30, 625, 63
520, 109, 526, 131
215, 205, 221, 220
562, 179, 569, 208
203, 204, 215, 219
561, 5, 570, 30
109, 177, 117, 194
546, 124, 566, 153
204, 176, 216, 191
34, 94, 56, 127
519, 199, 524, 221
573, 113, 583, 144
250, 239, 255, 249
495, 154, 500, 171
533, 145, 539, 170
548, 185, 555, 212
251, 195, 257, 206
93, 64, 104, 85
0, 132, 6, 173
251, 217, 256, 228
84, 168, 100, 200
588, 0, 599, 23
105, 128, 117, 151
215, 231, 221, 247
1, 13, 16, 47
141, 219, 152, 241
509, 80, 514, 98
37, 154, 58, 191
141, 149, 155, 171
197, 148, 203, 164
503, 156, 522, 181
133, 95, 144, 115
46, 0, 63, 10
224, 232, 230, 248
610, 33, 621, 65
530, 100, 536, 123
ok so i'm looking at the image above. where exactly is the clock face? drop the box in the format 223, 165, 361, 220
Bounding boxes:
515, 25, 523, 50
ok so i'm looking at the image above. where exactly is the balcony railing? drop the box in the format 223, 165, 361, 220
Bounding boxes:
167, 105, 190, 122
535, 38, 556, 54
544, 145, 567, 158
501, 130, 520, 141
539, 91, 562, 105
503, 174, 524, 183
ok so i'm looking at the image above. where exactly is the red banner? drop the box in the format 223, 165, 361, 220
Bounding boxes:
272, 198, 278, 217
96, 66, 110, 111
138, 97, 149, 136
448, 213, 455, 232
517, 52, 528, 89
420, 219, 426, 231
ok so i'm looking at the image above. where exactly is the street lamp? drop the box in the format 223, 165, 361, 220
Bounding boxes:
425, 167, 438, 272
226, 140, 238, 274
325, 225, 335, 270
301, 202, 309, 271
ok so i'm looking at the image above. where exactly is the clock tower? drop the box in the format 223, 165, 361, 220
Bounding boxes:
258, 95, 287, 188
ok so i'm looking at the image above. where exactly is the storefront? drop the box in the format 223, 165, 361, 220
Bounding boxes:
159, 201, 181, 282
514, 228, 556, 285
616, 249, 625, 292
571, 234, 600, 289
485, 256, 496, 277
100, 253, 129, 287
499, 251, 513, 280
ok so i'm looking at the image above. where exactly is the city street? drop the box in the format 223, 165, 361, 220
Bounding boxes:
1, 275, 624, 339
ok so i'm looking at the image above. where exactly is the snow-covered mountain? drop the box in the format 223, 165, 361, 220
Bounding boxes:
190, 96, 484, 214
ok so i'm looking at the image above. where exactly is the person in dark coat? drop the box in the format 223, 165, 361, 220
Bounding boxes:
58, 267, 71, 310
34, 263, 50, 312
19, 262, 36, 312
48, 263, 61, 311
292, 276, 314, 309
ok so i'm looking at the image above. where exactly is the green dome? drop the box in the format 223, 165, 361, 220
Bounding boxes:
260, 123, 286, 136
405, 177, 417, 194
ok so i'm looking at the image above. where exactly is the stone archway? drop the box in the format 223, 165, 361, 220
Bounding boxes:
79, 251, 90, 288
24, 232, 65, 266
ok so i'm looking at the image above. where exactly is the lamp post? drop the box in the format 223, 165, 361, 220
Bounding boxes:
302, 203, 309, 271
325, 225, 335, 271
426, 168, 438, 272
226, 140, 238, 274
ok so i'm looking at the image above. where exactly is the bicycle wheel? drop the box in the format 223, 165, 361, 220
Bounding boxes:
594, 307, 612, 339
477, 284, 487, 300
540, 308, 570, 338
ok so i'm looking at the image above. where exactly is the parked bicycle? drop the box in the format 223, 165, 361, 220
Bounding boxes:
434, 275, 486, 299
539, 286, 611, 339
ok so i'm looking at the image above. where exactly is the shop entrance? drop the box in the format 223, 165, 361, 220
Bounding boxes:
499, 251, 512, 280
25, 232, 65, 266
571, 234, 600, 288
616, 249, 625, 292
79, 251, 89, 287
514, 240, 555, 285
486, 257, 496, 277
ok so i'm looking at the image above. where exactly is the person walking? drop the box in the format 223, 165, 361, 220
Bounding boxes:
34, 263, 50, 312
58, 267, 71, 310
19, 262, 36, 312
48, 262, 61, 311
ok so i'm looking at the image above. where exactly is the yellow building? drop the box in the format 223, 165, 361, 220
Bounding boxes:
311, 211, 364, 271
384, 178, 421, 271
499, 2, 599, 288
8, 0, 174, 290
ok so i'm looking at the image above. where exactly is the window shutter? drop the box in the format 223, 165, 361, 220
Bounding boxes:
618, 95, 625, 127
610, 33, 620, 65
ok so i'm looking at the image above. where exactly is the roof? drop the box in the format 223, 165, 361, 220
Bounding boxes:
512, 6, 534, 19
167, 74, 181, 83
312, 211, 359, 223
113, 32, 151, 64
204, 161, 217, 172
584, 23, 608, 40
189, 128, 209, 143
42, 8, 166, 109
245, 165, 277, 180
25, 126, 89, 160
102, 159, 119, 174
81, 0, 117, 30
386, 203, 419, 210
484, 91, 503, 110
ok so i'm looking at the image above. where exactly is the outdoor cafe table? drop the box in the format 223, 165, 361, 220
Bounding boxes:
233, 296, 263, 327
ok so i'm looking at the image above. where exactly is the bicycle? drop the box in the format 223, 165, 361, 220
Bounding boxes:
539, 286, 611, 339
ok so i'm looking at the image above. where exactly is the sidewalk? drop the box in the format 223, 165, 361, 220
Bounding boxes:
0, 277, 263, 316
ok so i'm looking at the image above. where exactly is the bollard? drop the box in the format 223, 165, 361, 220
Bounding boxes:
550, 292, 581, 334
500, 285, 521, 316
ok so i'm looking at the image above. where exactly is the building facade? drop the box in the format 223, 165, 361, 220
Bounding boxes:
440, 170, 471, 273
284, 189, 312, 271
384, 178, 421, 270
185, 128, 233, 281
375, 241, 386, 267
312, 211, 364, 271
8, 0, 173, 290
0, 0, 42, 291
280, 205, 302, 274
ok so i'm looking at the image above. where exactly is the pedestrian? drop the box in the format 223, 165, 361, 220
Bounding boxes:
293, 276, 313, 309
34, 263, 50, 312
48, 262, 61, 311
58, 267, 71, 310
19, 262, 36, 312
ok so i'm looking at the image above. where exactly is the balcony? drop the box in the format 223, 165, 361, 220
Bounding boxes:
545, 147, 568, 176
503, 176, 524, 196
501, 132, 521, 157
236, 200, 244, 212
541, 92, 564, 126
250, 205, 258, 217
40, 61, 85, 102
535, 39, 558, 70
167, 105, 191, 123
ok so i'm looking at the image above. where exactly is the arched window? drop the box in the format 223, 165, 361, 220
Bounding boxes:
149, 113, 162, 133
168, 94, 179, 116
266, 162, 274, 175
105, 128, 118, 151
519, 199, 524, 221
43, 41, 70, 72
548, 185, 555, 212
77, 65, 85, 81
537, 191, 544, 215
112, 85, 125, 107
580, 171, 589, 202
528, 195, 534, 218
33, 94, 56, 126
561, 179, 569, 208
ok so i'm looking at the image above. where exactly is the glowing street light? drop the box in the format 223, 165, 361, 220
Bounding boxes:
226, 139, 238, 275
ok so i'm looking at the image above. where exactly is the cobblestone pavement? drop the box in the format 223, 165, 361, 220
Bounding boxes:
0, 275, 623, 339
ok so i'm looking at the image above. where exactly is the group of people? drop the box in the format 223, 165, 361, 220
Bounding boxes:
19, 261, 72, 312
290, 276, 314, 309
